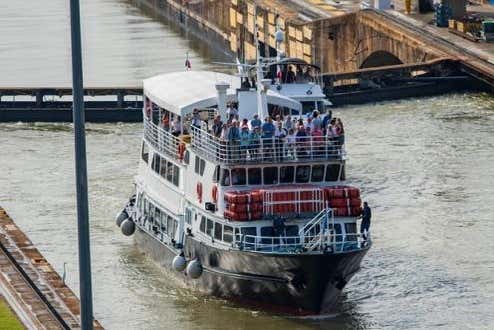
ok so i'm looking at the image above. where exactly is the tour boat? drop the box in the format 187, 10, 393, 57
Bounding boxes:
116, 58, 371, 314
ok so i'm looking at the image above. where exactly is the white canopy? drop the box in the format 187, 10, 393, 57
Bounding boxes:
143, 71, 302, 117
144, 71, 240, 116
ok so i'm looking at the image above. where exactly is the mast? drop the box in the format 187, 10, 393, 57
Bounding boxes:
253, 3, 266, 120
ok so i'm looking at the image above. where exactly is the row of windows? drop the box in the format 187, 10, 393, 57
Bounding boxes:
137, 195, 178, 239
220, 164, 344, 186
199, 216, 234, 243
151, 153, 180, 187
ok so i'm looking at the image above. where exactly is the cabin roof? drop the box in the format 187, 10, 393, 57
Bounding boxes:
143, 70, 302, 116
143, 71, 240, 116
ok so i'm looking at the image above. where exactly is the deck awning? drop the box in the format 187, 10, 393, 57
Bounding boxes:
143, 71, 241, 116
144, 70, 302, 116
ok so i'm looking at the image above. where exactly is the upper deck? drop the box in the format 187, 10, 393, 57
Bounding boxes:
142, 70, 344, 166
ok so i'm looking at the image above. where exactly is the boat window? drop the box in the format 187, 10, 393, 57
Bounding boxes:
160, 212, 167, 233
325, 164, 340, 182
167, 216, 175, 236
206, 218, 214, 237
200, 159, 206, 176
223, 225, 233, 243
248, 168, 262, 185
148, 205, 155, 225
213, 165, 220, 183
155, 208, 161, 225
345, 223, 358, 242
200, 216, 206, 233
237, 227, 257, 244
311, 165, 325, 182
263, 167, 278, 185
296, 165, 311, 183
151, 154, 161, 173
195, 156, 200, 174
141, 142, 149, 163
159, 158, 167, 178
231, 168, 246, 186
214, 222, 223, 240
280, 166, 294, 183
329, 223, 342, 242
340, 164, 346, 181
172, 163, 179, 186
284, 225, 299, 244
220, 169, 231, 186
183, 150, 190, 165
260, 227, 279, 245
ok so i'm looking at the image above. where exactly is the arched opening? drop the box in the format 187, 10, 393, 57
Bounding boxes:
360, 51, 403, 69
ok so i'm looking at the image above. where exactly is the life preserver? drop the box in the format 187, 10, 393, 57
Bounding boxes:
178, 143, 186, 161
196, 182, 203, 203
211, 185, 218, 204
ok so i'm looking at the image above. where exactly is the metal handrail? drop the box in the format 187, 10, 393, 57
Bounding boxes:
190, 126, 346, 164
233, 232, 369, 253
143, 117, 183, 160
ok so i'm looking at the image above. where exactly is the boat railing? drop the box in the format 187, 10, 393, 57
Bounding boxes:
143, 117, 183, 160
190, 126, 345, 165
262, 189, 328, 217
233, 232, 369, 254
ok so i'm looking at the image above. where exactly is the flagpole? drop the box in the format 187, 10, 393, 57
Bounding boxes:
69, 0, 94, 329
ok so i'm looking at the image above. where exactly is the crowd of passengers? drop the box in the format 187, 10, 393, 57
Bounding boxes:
193, 104, 346, 161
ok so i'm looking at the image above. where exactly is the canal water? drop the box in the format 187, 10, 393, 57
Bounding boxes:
1, 0, 494, 329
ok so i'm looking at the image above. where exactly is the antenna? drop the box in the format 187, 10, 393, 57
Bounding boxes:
254, 4, 266, 119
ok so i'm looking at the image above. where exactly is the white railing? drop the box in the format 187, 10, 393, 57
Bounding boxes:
190, 126, 345, 164
143, 117, 183, 160
233, 232, 369, 253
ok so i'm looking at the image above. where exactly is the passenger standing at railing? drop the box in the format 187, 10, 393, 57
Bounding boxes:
322, 111, 331, 135
250, 114, 262, 131
286, 128, 296, 159
327, 118, 338, 156
250, 126, 261, 160
261, 117, 275, 161
171, 117, 181, 137
283, 115, 293, 131
212, 115, 223, 138
360, 202, 371, 241
226, 103, 238, 121
239, 125, 250, 160
295, 125, 308, 159
161, 114, 170, 131
228, 120, 240, 161
274, 121, 287, 160
312, 125, 324, 157
311, 110, 322, 130
336, 118, 345, 148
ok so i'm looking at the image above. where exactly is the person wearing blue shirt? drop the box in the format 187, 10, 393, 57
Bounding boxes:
250, 114, 262, 130
261, 117, 275, 160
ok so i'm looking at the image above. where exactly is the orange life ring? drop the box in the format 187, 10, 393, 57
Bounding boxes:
211, 185, 218, 204
178, 143, 186, 160
196, 182, 203, 203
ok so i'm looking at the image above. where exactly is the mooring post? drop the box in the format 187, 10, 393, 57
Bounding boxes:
69, 0, 94, 329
